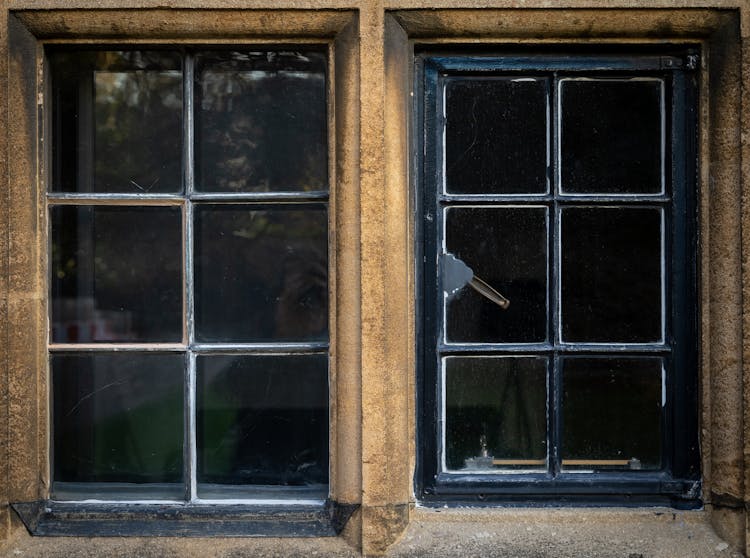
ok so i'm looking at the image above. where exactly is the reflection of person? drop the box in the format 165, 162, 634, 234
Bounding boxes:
274, 246, 328, 339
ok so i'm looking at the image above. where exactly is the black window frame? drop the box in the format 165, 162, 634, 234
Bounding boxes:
415, 49, 701, 506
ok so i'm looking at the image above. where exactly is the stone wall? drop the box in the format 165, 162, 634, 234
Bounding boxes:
1, 2, 748, 556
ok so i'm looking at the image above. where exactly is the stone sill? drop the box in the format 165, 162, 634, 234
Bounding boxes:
388, 507, 741, 557
1, 506, 742, 557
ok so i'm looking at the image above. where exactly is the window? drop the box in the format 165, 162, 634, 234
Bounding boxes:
48, 48, 330, 503
418, 51, 700, 502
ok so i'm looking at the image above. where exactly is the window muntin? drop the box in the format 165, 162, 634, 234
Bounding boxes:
48, 48, 329, 503
420, 53, 698, 498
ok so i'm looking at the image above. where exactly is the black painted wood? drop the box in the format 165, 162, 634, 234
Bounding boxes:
416, 49, 700, 504
12, 500, 354, 537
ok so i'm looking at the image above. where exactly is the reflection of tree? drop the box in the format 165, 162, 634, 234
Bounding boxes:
196, 51, 327, 192
50, 50, 183, 194
94, 69, 182, 193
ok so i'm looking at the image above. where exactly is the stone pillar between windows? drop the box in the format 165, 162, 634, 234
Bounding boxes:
739, 10, 750, 558
358, 3, 414, 554
0, 4, 8, 545
332, 13, 365, 549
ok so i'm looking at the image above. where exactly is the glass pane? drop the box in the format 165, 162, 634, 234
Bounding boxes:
445, 78, 548, 195
562, 357, 662, 470
560, 207, 662, 343
50, 206, 182, 343
444, 357, 547, 471
560, 79, 663, 194
196, 354, 328, 490
52, 353, 184, 489
195, 50, 327, 193
445, 207, 547, 343
50, 50, 182, 194
194, 204, 328, 343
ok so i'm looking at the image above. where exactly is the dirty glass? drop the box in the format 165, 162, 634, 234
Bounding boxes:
52, 353, 184, 488
560, 79, 663, 194
50, 206, 183, 343
560, 207, 662, 343
195, 51, 328, 193
444, 356, 547, 471
562, 357, 662, 470
49, 47, 330, 502
50, 50, 183, 194
445, 206, 547, 343
194, 204, 328, 342
196, 354, 328, 489
445, 78, 548, 195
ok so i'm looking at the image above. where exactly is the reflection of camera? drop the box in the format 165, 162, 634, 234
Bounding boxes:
274, 246, 328, 338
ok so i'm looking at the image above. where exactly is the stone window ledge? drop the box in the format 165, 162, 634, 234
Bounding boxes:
388, 508, 740, 558
1, 507, 740, 558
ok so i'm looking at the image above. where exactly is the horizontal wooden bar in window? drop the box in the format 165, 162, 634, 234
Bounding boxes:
488, 460, 643, 467
491, 459, 546, 466
561, 459, 631, 466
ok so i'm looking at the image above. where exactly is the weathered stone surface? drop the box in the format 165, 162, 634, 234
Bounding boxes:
362, 505, 410, 556
0, 508, 742, 558
387, 508, 743, 558
1, 3, 749, 556
0, 2, 8, 544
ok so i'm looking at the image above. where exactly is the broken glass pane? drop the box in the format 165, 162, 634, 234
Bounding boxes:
560, 79, 663, 194
196, 354, 328, 489
560, 206, 662, 343
445, 207, 547, 343
194, 204, 328, 342
445, 356, 547, 471
50, 50, 183, 194
562, 357, 662, 470
195, 51, 328, 193
50, 206, 183, 343
445, 78, 548, 195
52, 352, 184, 487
